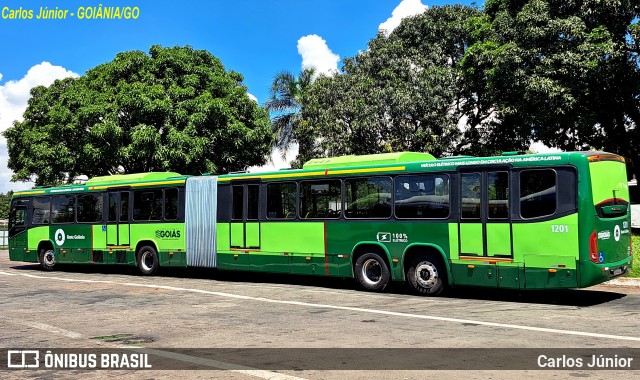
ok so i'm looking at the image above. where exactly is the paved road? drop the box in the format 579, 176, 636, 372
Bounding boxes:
1, 251, 639, 379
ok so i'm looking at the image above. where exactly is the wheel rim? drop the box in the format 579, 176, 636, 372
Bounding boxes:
43, 250, 56, 266
141, 251, 154, 271
361, 258, 382, 286
415, 261, 438, 288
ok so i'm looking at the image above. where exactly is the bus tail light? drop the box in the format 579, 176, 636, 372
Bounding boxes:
589, 230, 599, 263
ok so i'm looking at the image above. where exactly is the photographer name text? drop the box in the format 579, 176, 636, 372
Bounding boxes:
2, 4, 140, 20
538, 354, 634, 369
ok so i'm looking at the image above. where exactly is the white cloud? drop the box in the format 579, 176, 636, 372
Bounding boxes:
297, 34, 340, 77
249, 144, 299, 173
0, 62, 79, 193
379, 0, 428, 36
247, 92, 258, 103
529, 141, 562, 154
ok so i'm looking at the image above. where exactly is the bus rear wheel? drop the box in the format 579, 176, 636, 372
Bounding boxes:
137, 246, 159, 276
39, 248, 56, 271
406, 254, 446, 296
354, 252, 390, 291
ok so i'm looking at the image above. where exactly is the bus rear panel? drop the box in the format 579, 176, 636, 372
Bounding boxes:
579, 154, 632, 287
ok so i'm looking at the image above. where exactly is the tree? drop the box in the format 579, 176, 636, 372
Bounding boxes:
3, 45, 273, 186
265, 68, 316, 155
462, 0, 640, 177
300, 5, 484, 163
0, 191, 12, 220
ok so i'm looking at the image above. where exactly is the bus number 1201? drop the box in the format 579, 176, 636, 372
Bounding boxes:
551, 225, 569, 233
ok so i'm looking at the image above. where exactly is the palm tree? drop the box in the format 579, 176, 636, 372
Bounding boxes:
265, 68, 316, 154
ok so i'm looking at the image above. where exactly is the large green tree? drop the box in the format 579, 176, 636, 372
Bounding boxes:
299, 1, 639, 169
299, 5, 484, 164
3, 45, 273, 186
462, 0, 640, 175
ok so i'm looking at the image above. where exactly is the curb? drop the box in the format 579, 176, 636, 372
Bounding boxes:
606, 277, 640, 287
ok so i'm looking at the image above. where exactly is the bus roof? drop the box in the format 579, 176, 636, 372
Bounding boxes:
303, 152, 436, 169
85, 172, 183, 186
10, 151, 624, 196
217, 151, 622, 182
12, 172, 190, 197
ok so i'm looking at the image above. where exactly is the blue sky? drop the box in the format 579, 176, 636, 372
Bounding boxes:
0, 0, 475, 193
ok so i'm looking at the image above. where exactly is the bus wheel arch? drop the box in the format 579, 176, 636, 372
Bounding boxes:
403, 245, 449, 296
38, 241, 56, 271
135, 242, 159, 276
352, 244, 391, 291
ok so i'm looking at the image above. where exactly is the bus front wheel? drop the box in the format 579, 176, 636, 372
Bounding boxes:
39, 249, 56, 271
354, 253, 390, 291
137, 246, 159, 276
406, 254, 447, 296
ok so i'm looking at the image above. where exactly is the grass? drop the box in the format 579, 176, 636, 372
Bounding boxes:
630, 234, 640, 278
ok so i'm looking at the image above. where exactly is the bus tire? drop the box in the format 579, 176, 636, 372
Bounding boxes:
39, 249, 56, 271
137, 246, 159, 276
406, 254, 446, 296
354, 252, 390, 291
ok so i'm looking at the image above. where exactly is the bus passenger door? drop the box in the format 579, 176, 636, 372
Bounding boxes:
230, 184, 261, 249
459, 172, 483, 257
8, 200, 29, 261
118, 191, 130, 247
457, 170, 514, 287
229, 183, 261, 269
485, 171, 512, 259
106, 190, 130, 248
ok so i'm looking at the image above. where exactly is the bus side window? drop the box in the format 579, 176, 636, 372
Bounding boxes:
345, 177, 392, 219
120, 192, 129, 222
164, 188, 179, 221
77, 193, 103, 223
133, 190, 162, 221
10, 207, 26, 227
395, 174, 450, 219
461, 173, 481, 219
520, 169, 557, 219
300, 180, 341, 219
51, 195, 76, 224
32, 196, 51, 225
232, 186, 243, 220
108, 193, 118, 222
266, 182, 297, 219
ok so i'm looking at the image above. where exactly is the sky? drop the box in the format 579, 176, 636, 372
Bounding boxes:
0, 0, 495, 193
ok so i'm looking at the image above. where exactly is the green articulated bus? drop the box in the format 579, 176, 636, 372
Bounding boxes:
7, 151, 632, 295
